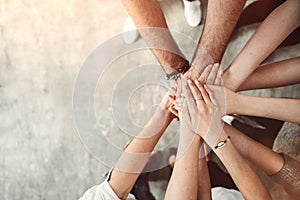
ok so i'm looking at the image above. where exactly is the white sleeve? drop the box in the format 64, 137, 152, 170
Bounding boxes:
212, 187, 244, 200
79, 181, 121, 200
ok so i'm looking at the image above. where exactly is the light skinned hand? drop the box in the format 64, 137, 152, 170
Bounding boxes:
199, 63, 223, 85
183, 66, 202, 80
184, 80, 224, 147
159, 91, 179, 121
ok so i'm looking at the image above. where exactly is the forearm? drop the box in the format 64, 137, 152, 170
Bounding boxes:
191, 0, 246, 71
237, 57, 300, 91
212, 131, 271, 200
165, 133, 201, 200
231, 94, 300, 124
224, 0, 300, 91
109, 108, 173, 199
197, 157, 211, 200
223, 124, 284, 175
122, 0, 188, 73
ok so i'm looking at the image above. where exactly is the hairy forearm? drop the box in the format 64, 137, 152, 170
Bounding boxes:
165, 133, 201, 200
224, 0, 300, 91
232, 94, 300, 124
223, 124, 284, 175
212, 131, 271, 200
122, 0, 188, 73
237, 57, 300, 91
191, 0, 246, 71
109, 108, 172, 199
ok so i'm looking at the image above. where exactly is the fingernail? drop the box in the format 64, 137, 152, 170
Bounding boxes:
195, 80, 200, 85
187, 79, 192, 84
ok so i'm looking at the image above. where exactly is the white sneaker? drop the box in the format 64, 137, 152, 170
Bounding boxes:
183, 0, 202, 27
123, 16, 140, 44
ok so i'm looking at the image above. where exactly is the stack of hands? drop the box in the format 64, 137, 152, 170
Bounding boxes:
164, 63, 227, 151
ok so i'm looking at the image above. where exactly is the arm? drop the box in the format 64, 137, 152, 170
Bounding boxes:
206, 85, 300, 124
109, 92, 175, 199
122, 0, 189, 73
223, 0, 300, 91
166, 138, 211, 200
165, 81, 211, 200
165, 130, 202, 200
211, 130, 271, 200
228, 92, 300, 124
185, 0, 246, 79
223, 123, 284, 176
197, 154, 211, 200
186, 81, 271, 200
237, 57, 300, 91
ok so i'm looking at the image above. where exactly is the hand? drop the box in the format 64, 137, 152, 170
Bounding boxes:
159, 91, 179, 120
183, 63, 223, 86
205, 85, 239, 115
183, 66, 201, 80
184, 80, 224, 147
199, 63, 223, 85
186, 47, 215, 81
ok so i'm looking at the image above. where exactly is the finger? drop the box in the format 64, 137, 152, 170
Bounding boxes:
168, 92, 176, 103
182, 80, 198, 117
174, 98, 184, 111
206, 63, 219, 85
169, 86, 177, 96
195, 82, 211, 105
199, 64, 213, 84
175, 78, 182, 99
188, 79, 203, 103
170, 105, 179, 119
214, 70, 223, 86
204, 85, 217, 106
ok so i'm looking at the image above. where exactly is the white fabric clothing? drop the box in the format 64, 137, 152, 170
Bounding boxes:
212, 187, 244, 200
79, 181, 136, 200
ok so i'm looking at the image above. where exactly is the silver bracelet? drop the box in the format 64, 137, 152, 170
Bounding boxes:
214, 136, 231, 150
165, 64, 190, 80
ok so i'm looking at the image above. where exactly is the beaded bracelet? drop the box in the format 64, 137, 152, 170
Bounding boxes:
214, 136, 231, 150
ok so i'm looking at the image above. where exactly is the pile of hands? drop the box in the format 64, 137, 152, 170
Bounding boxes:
160, 63, 230, 150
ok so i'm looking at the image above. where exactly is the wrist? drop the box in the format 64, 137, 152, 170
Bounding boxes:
165, 60, 190, 80
191, 48, 215, 73
155, 107, 173, 123
222, 69, 239, 92
201, 121, 225, 148
226, 90, 241, 114
210, 130, 228, 149
231, 93, 246, 115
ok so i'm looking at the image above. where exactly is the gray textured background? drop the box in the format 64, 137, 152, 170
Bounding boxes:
0, 0, 299, 199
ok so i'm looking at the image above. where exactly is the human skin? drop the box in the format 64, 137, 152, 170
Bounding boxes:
185, 80, 272, 200
164, 130, 204, 200
222, 0, 300, 91
122, 0, 246, 78
165, 81, 211, 200
185, 0, 246, 80
237, 57, 300, 91
122, 0, 189, 74
108, 92, 176, 199
165, 137, 212, 200
218, 85, 300, 125
222, 123, 284, 176
198, 59, 300, 124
